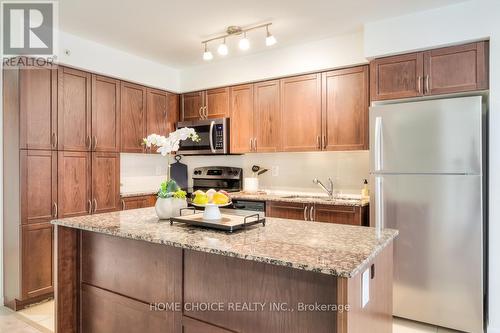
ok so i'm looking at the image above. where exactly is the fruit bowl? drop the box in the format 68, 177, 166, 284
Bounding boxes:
190, 189, 231, 220
190, 202, 232, 208
191, 202, 232, 220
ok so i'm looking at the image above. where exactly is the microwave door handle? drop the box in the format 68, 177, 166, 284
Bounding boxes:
374, 116, 383, 171
209, 120, 216, 153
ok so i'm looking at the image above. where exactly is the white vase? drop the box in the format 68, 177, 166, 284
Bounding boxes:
155, 197, 187, 220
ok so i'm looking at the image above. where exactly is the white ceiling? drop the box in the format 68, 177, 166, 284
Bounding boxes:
60, 0, 464, 69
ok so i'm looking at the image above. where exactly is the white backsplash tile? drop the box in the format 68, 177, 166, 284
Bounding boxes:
121, 151, 369, 195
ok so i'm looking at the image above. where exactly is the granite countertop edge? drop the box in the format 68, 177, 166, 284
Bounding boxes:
229, 192, 370, 207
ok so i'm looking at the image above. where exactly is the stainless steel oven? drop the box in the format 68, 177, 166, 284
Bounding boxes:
176, 118, 228, 155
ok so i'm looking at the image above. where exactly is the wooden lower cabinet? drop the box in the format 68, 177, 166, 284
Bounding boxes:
266, 201, 307, 221
183, 316, 236, 333
22, 223, 54, 299
121, 194, 157, 210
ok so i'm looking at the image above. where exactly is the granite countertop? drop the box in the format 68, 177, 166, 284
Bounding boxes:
229, 191, 370, 207
51, 207, 396, 278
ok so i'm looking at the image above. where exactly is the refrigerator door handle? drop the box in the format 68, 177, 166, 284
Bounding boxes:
375, 175, 384, 238
374, 116, 383, 171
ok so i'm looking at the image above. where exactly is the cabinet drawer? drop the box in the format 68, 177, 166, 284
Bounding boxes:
265, 201, 307, 221
121, 195, 156, 210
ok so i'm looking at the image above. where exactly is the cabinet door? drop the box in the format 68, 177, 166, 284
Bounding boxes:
19, 67, 57, 150
166, 92, 179, 134
322, 66, 369, 151
229, 84, 253, 154
58, 151, 91, 218
370, 53, 424, 101
280, 74, 322, 151
146, 88, 168, 138
253, 80, 281, 152
92, 75, 121, 152
92, 152, 120, 214
22, 223, 54, 299
182, 316, 235, 333
182, 91, 204, 121
206, 87, 229, 119
266, 201, 307, 221
20, 150, 57, 225
314, 204, 366, 226
121, 195, 156, 210
424, 41, 488, 95
120, 82, 147, 153
58, 67, 91, 151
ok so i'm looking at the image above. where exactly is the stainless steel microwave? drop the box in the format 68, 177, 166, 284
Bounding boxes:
176, 118, 229, 155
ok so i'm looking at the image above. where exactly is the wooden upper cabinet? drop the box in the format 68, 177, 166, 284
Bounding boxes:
20, 150, 57, 224
280, 74, 322, 152
253, 80, 281, 152
166, 92, 179, 134
92, 152, 120, 214
229, 84, 254, 154
182, 91, 204, 121
58, 151, 91, 218
120, 82, 147, 153
370, 52, 424, 101
423, 41, 488, 95
22, 223, 54, 299
58, 67, 92, 151
322, 66, 369, 151
19, 67, 57, 150
206, 87, 229, 119
146, 88, 168, 137
92, 75, 121, 152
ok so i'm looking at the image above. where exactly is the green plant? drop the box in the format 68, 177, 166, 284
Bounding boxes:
157, 179, 180, 199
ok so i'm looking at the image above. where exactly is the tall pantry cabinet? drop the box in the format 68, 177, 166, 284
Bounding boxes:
3, 64, 120, 310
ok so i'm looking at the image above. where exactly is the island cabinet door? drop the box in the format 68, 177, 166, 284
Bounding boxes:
229, 84, 254, 154
57, 67, 92, 151
91, 75, 121, 152
91, 152, 120, 214
58, 151, 91, 218
253, 80, 281, 152
120, 82, 147, 153
280, 74, 322, 152
265, 201, 308, 221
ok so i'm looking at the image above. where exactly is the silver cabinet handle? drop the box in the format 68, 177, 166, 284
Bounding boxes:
86, 135, 92, 150
51, 133, 57, 149
93, 199, 98, 213
317, 135, 321, 149
303, 206, 308, 221
204, 106, 209, 118
425, 75, 430, 94
199, 106, 204, 119
88, 200, 92, 214
254, 138, 257, 151
121, 199, 126, 210
417, 76, 422, 94
322, 135, 327, 149
249, 138, 253, 151
92, 136, 97, 150
374, 116, 383, 171
309, 205, 314, 221
52, 202, 58, 218
209, 120, 216, 153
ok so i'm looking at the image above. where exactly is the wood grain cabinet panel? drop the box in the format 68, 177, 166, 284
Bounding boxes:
92, 75, 121, 152
20, 150, 57, 225
253, 80, 281, 152
120, 82, 147, 153
423, 41, 488, 95
322, 66, 369, 151
58, 151, 91, 218
166, 92, 179, 134
146, 88, 168, 137
183, 316, 236, 333
266, 201, 307, 221
314, 204, 368, 226
19, 67, 57, 150
370, 53, 424, 101
92, 152, 120, 214
21, 223, 54, 299
182, 91, 204, 121
57, 67, 91, 151
229, 84, 254, 154
280, 74, 322, 152
206, 87, 230, 119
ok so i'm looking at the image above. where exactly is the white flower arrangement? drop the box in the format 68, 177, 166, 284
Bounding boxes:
143, 127, 199, 156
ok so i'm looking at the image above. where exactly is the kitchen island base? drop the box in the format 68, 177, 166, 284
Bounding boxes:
55, 226, 393, 333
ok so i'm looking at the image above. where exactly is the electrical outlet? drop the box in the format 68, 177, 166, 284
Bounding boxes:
271, 166, 279, 177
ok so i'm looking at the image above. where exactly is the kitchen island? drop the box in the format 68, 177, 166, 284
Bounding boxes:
52, 207, 397, 333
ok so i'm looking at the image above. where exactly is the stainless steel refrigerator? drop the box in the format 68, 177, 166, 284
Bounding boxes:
369, 96, 485, 333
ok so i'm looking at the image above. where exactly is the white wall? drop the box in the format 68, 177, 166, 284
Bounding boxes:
121, 152, 369, 195
180, 31, 366, 91
364, 1, 500, 332
58, 31, 181, 92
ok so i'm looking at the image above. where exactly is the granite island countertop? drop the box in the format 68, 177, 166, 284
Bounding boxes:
51, 207, 395, 278
229, 191, 370, 207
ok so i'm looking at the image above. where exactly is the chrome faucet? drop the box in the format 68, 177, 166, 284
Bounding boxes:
313, 177, 334, 199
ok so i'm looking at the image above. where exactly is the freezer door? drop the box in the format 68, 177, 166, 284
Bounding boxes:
370, 96, 482, 174
370, 174, 483, 333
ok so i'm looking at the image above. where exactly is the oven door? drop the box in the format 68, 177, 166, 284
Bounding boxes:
177, 118, 228, 155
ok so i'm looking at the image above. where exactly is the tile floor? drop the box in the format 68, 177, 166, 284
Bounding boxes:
0, 302, 462, 333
